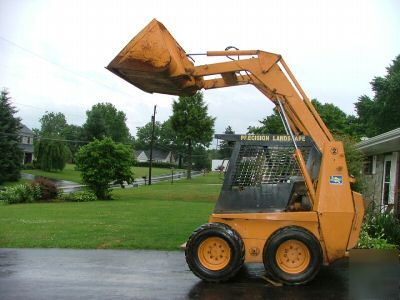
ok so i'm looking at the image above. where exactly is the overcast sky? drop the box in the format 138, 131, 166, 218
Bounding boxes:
0, 0, 399, 138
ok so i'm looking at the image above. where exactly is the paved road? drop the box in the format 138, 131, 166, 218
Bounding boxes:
21, 171, 200, 194
0, 249, 398, 299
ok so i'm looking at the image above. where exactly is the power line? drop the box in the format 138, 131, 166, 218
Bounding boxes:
0, 37, 214, 158
10, 100, 143, 125
1, 130, 213, 158
0, 35, 139, 100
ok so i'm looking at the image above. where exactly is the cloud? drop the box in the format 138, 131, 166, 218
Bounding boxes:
1, 0, 399, 136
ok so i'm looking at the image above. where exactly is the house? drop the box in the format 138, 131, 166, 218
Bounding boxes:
19, 124, 34, 164
356, 128, 400, 216
135, 149, 176, 164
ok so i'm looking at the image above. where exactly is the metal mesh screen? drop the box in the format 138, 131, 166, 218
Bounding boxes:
231, 145, 310, 188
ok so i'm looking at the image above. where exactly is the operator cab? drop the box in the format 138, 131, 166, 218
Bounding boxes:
214, 134, 321, 213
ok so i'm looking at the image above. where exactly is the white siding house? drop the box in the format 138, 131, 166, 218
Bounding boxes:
19, 124, 34, 164
135, 149, 176, 164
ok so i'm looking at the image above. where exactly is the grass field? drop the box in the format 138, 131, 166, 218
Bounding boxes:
0, 173, 223, 250
22, 164, 185, 184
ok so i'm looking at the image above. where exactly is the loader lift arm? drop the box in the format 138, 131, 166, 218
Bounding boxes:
192, 50, 334, 151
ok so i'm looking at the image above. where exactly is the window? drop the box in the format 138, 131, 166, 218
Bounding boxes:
382, 159, 391, 206
363, 156, 373, 175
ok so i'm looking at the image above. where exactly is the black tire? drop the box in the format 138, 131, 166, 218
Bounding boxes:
263, 226, 322, 285
185, 222, 245, 283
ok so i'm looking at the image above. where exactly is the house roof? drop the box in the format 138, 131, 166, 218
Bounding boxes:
135, 150, 146, 157
356, 127, 400, 155
145, 149, 170, 160
135, 149, 171, 160
19, 124, 34, 136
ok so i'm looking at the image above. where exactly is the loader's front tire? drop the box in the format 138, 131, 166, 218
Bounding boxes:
185, 223, 245, 283
263, 226, 322, 285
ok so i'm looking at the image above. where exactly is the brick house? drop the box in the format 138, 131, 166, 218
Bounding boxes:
356, 128, 400, 215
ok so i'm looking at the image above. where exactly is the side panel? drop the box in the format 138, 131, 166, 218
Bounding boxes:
209, 212, 322, 263
315, 142, 356, 262
347, 192, 365, 249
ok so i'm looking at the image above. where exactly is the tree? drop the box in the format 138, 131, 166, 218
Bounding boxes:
159, 118, 182, 150
248, 99, 356, 136
355, 54, 400, 136
39, 112, 67, 137
310, 99, 349, 135
63, 124, 84, 160
135, 121, 161, 150
352, 95, 377, 137
247, 109, 285, 134
159, 118, 185, 167
35, 139, 69, 171
171, 92, 215, 179
192, 146, 210, 170
75, 138, 134, 199
219, 125, 235, 159
83, 103, 131, 143
34, 112, 70, 171
0, 89, 23, 184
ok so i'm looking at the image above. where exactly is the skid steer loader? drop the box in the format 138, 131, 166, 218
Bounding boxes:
107, 19, 364, 285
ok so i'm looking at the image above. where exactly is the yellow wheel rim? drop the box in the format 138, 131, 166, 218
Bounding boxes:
197, 237, 231, 271
275, 239, 310, 274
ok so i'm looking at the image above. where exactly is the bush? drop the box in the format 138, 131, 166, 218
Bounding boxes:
32, 177, 58, 200
364, 209, 400, 247
0, 184, 35, 204
29, 182, 42, 201
358, 222, 397, 250
76, 138, 134, 199
357, 205, 400, 249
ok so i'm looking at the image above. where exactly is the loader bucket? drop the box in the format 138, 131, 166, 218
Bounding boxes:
107, 19, 203, 96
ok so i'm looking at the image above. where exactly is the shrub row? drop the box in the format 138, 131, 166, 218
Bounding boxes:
0, 177, 58, 204
0, 177, 97, 204
0, 184, 38, 204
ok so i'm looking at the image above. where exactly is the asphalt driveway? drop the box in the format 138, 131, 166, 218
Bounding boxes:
0, 249, 398, 299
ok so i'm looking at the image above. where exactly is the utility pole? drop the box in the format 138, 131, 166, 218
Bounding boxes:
148, 105, 157, 185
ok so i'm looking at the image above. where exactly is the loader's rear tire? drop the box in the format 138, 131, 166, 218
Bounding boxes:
185, 223, 245, 283
263, 226, 322, 285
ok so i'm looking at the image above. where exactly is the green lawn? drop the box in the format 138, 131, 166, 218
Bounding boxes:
22, 164, 184, 184
0, 173, 222, 250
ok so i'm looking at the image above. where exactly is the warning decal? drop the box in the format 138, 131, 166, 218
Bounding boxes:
329, 175, 343, 185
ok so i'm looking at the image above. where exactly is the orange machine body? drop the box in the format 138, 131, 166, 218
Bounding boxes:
107, 19, 365, 266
